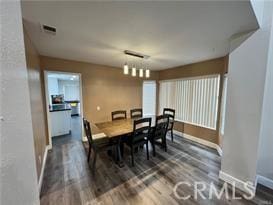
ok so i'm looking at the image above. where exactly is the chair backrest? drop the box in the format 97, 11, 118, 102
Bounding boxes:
163, 108, 175, 127
154, 115, 169, 140
131, 117, 151, 144
130, 108, 143, 119
163, 108, 175, 119
112, 110, 127, 121
83, 118, 93, 145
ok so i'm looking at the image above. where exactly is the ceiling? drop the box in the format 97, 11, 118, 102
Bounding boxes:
22, 1, 258, 70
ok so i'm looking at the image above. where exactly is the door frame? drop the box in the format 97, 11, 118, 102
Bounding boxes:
44, 70, 85, 150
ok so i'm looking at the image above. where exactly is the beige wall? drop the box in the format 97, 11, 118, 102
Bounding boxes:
158, 57, 228, 145
24, 29, 48, 180
40, 56, 159, 123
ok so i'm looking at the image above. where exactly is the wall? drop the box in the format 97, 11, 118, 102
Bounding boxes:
158, 57, 228, 145
24, 28, 48, 181
256, 1, 273, 186
0, 1, 40, 204
47, 77, 59, 104
58, 79, 80, 101
40, 56, 159, 123
220, 0, 273, 191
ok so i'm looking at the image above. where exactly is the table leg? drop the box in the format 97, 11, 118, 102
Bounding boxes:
117, 137, 124, 168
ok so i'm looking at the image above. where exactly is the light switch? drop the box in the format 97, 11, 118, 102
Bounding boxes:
97, 106, 100, 111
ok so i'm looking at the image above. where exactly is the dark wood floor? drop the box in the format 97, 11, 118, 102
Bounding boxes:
40, 117, 273, 205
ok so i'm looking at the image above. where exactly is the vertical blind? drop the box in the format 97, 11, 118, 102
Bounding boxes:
159, 75, 220, 129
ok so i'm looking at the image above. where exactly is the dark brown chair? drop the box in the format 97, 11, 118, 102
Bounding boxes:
130, 108, 143, 119
83, 118, 111, 173
150, 115, 169, 156
126, 117, 151, 166
163, 108, 175, 142
111, 110, 127, 121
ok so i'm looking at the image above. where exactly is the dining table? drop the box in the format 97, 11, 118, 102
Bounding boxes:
90, 115, 157, 167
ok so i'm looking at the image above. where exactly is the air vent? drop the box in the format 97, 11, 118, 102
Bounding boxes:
41, 24, 56, 35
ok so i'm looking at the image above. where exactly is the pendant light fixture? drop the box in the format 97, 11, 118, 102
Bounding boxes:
139, 69, 143, 77
123, 63, 129, 75
122, 50, 150, 78
132, 66, 136, 77
145, 69, 150, 78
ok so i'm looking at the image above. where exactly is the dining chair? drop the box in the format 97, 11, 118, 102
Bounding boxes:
83, 118, 111, 173
163, 108, 175, 141
130, 108, 143, 119
111, 110, 127, 121
150, 115, 169, 156
126, 117, 151, 166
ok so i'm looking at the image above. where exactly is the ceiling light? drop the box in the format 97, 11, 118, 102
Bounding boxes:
123, 50, 150, 78
124, 63, 129, 75
132, 67, 136, 77
145, 69, 150, 78
139, 69, 143, 77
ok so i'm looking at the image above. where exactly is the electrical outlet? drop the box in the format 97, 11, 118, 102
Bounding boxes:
97, 106, 100, 111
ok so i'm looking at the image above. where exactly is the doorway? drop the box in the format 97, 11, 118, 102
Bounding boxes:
44, 71, 84, 149
142, 81, 156, 116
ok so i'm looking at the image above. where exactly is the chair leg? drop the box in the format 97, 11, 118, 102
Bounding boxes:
146, 142, 149, 160
92, 151, 97, 174
120, 142, 124, 157
131, 147, 135, 166
152, 140, 156, 157
164, 138, 167, 152
87, 146, 91, 162
171, 130, 174, 142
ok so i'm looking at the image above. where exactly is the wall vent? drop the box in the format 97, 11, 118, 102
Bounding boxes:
41, 24, 56, 35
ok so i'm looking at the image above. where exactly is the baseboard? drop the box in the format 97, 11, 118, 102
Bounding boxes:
219, 171, 256, 194
173, 130, 222, 156
256, 175, 273, 190
38, 145, 49, 193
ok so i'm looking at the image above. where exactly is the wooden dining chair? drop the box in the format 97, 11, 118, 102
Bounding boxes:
130, 108, 143, 119
111, 110, 127, 121
83, 118, 111, 173
126, 117, 151, 166
150, 115, 169, 156
163, 108, 175, 142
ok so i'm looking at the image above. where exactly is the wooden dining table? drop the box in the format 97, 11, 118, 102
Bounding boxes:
90, 115, 157, 167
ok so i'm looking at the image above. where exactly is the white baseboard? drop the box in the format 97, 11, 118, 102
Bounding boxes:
256, 175, 273, 190
219, 171, 256, 194
38, 145, 49, 193
173, 130, 222, 156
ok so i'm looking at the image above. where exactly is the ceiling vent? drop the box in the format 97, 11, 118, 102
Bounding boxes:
41, 24, 56, 35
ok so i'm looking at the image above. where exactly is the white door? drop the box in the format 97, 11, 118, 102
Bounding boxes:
143, 81, 156, 116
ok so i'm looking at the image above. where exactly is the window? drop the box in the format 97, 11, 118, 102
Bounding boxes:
159, 75, 220, 130
220, 75, 228, 135
143, 81, 156, 115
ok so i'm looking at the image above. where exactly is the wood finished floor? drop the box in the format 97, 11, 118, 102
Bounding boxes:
40, 117, 273, 205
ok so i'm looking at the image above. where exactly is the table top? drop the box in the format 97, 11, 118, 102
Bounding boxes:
92, 115, 156, 139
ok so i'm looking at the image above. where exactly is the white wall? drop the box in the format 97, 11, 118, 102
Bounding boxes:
256, 2, 273, 185
221, 0, 273, 192
58, 79, 80, 101
0, 1, 40, 204
48, 77, 59, 104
